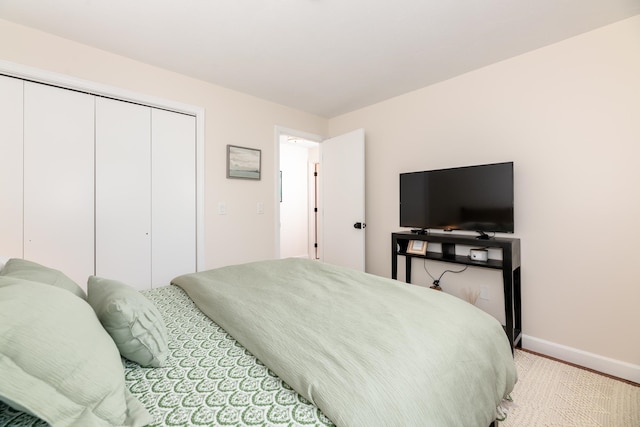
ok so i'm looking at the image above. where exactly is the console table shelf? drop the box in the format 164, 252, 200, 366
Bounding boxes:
398, 251, 504, 270
391, 231, 522, 351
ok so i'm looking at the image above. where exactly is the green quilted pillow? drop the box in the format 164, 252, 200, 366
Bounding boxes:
88, 276, 169, 367
0, 258, 86, 300
0, 276, 152, 427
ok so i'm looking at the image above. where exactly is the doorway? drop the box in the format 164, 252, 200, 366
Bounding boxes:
276, 127, 321, 260
275, 126, 366, 270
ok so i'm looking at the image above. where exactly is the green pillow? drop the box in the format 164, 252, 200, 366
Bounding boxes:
88, 276, 169, 367
0, 276, 152, 427
0, 258, 86, 300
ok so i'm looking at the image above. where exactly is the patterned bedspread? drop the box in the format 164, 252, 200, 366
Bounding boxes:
0, 285, 334, 427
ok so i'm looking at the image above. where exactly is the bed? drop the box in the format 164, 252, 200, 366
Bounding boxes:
0, 257, 516, 427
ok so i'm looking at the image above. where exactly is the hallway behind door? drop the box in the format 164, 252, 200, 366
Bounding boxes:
279, 136, 319, 259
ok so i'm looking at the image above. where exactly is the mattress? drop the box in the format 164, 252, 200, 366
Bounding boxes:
0, 285, 335, 427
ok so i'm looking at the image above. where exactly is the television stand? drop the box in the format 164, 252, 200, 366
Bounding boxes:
391, 231, 522, 351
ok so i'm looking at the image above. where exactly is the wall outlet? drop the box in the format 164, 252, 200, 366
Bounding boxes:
257, 202, 264, 214
479, 286, 489, 300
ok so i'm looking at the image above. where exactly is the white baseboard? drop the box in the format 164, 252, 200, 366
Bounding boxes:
522, 334, 640, 384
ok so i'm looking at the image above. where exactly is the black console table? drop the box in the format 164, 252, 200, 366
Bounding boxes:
391, 231, 522, 351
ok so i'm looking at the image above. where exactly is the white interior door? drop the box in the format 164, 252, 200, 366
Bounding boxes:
151, 109, 197, 287
96, 98, 152, 289
321, 128, 366, 271
0, 75, 24, 258
23, 82, 95, 285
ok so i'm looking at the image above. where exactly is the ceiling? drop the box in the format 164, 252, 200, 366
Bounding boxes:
1, 0, 639, 118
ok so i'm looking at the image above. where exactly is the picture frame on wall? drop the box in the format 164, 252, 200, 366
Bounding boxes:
227, 145, 261, 180
406, 240, 428, 255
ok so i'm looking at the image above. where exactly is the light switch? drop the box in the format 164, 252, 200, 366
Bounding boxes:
217, 202, 226, 215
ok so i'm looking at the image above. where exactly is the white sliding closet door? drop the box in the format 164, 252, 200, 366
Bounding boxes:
0, 76, 24, 258
96, 98, 152, 289
23, 82, 95, 285
151, 110, 197, 287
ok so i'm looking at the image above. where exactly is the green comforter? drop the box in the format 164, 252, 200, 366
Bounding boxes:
172, 258, 516, 427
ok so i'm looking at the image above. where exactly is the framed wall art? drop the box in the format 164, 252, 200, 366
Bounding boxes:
227, 145, 261, 180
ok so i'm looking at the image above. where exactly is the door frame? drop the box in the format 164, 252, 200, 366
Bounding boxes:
0, 59, 206, 272
274, 126, 322, 259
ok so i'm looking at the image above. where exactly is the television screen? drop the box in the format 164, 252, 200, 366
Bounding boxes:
400, 162, 514, 233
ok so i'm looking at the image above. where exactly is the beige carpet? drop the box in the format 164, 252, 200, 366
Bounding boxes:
501, 350, 640, 427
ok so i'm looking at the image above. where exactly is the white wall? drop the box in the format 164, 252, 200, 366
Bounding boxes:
328, 16, 640, 378
0, 18, 327, 271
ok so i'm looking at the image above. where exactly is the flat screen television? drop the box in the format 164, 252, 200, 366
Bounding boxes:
399, 162, 514, 235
